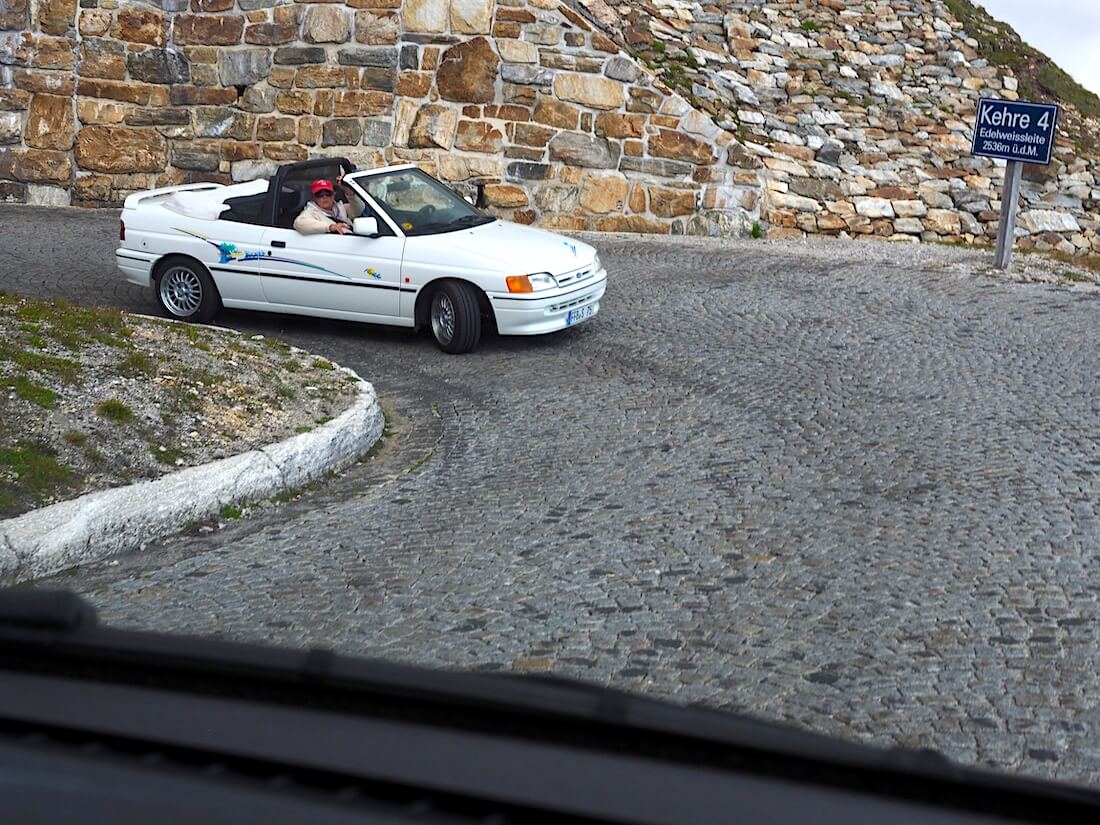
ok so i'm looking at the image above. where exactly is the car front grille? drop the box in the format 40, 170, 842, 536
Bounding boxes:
554, 266, 594, 287
550, 293, 593, 313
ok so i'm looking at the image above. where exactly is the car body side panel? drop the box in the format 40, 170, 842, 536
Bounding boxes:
258, 227, 404, 317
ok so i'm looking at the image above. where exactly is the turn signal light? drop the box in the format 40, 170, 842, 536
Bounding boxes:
506, 275, 533, 293
119, 219, 125, 241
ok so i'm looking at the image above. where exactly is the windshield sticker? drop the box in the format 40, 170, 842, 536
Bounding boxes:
176, 228, 351, 280
365, 267, 381, 280
563, 241, 577, 256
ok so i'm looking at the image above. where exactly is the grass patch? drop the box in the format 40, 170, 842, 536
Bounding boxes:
276, 385, 296, 399
95, 399, 134, 423
272, 487, 303, 504
800, 21, 817, 32
220, 503, 242, 520
118, 352, 157, 378
311, 358, 333, 370
14, 298, 131, 350
152, 444, 187, 465
11, 375, 57, 409
0, 442, 73, 517
63, 430, 88, 446
281, 359, 301, 372
294, 425, 311, 434
751, 222, 762, 239
0, 341, 80, 383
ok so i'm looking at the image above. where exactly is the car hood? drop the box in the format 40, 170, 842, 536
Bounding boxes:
411, 220, 596, 275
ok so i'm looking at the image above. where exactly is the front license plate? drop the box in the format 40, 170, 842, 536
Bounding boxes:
566, 304, 594, 326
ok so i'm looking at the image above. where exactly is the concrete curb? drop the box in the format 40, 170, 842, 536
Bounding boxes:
0, 360, 384, 584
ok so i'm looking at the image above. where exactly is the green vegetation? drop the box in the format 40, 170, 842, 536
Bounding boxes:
751, 222, 763, 239
801, 21, 818, 32
0, 341, 80, 383
14, 298, 131, 350
220, 503, 242, 520
95, 398, 134, 423
152, 445, 187, 465
0, 442, 73, 518
276, 384, 297, 400
11, 375, 57, 409
118, 352, 157, 378
311, 358, 334, 370
63, 430, 88, 446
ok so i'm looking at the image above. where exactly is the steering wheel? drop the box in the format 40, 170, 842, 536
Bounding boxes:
416, 204, 437, 221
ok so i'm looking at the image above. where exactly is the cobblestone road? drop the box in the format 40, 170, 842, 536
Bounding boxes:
5, 204, 1100, 786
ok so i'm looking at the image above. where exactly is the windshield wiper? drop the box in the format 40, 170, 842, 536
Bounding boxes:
445, 215, 495, 229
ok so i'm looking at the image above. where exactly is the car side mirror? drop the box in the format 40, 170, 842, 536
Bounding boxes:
352, 217, 379, 237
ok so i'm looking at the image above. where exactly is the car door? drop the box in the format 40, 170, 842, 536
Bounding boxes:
257, 226, 403, 319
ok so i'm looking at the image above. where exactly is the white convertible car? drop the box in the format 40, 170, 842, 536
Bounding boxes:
116, 158, 606, 353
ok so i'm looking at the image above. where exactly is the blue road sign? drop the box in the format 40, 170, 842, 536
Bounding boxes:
971, 98, 1059, 166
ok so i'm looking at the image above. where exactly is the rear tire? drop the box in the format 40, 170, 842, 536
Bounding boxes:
154, 256, 220, 324
429, 281, 481, 354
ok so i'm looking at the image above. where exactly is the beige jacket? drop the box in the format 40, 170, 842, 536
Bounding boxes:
293, 200, 354, 235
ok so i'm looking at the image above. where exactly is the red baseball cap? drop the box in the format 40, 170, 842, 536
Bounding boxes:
311, 179, 334, 194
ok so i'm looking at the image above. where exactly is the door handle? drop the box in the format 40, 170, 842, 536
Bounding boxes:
271, 240, 286, 248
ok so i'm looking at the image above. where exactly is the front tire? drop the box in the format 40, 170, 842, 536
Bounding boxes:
430, 281, 481, 354
154, 256, 220, 323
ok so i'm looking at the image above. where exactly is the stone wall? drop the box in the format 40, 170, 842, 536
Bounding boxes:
573, 0, 1100, 255
0, 0, 762, 235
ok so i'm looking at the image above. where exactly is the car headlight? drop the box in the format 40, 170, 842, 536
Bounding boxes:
506, 272, 558, 293
592, 253, 602, 273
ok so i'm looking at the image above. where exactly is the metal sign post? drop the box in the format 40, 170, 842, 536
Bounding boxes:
994, 160, 1023, 269
971, 98, 1060, 270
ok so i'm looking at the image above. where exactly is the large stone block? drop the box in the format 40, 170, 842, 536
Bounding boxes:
604, 57, 641, 83
533, 96, 578, 130
594, 112, 645, 139
482, 183, 527, 208
337, 47, 397, 67
24, 94, 74, 150
501, 64, 552, 86
256, 116, 296, 142
553, 74, 622, 110
218, 48, 272, 86
924, 209, 962, 235
648, 129, 714, 165
274, 46, 326, 65
128, 49, 191, 85
594, 215, 669, 234
245, 23, 298, 46
194, 107, 256, 140
455, 120, 502, 153
78, 39, 127, 80
436, 37, 498, 103
332, 89, 392, 116
578, 174, 628, 213
39, 0, 78, 35
171, 147, 220, 172
321, 118, 362, 146
649, 187, 696, 217
0, 0, 29, 31
174, 14, 244, 46
548, 132, 617, 168
112, 8, 168, 46
75, 127, 166, 173
12, 148, 72, 183
450, 0, 491, 34
402, 0, 446, 33
355, 10, 399, 45
408, 104, 457, 149
76, 78, 168, 106
304, 6, 349, 43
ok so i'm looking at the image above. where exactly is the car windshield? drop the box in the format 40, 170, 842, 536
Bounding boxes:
350, 168, 494, 236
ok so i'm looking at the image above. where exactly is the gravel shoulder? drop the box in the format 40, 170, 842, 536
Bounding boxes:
0, 291, 359, 519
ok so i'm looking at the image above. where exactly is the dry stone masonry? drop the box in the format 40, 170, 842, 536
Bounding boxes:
575, 0, 1099, 252
0, 0, 1097, 251
0, 0, 761, 235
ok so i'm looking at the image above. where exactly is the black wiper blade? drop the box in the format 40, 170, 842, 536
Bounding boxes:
446, 215, 494, 229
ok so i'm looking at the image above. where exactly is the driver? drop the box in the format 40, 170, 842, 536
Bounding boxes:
294, 178, 359, 235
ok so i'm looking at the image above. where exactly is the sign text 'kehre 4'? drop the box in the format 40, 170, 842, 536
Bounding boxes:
972, 98, 1060, 166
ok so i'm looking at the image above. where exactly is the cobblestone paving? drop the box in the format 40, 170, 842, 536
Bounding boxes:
5, 205, 1100, 786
